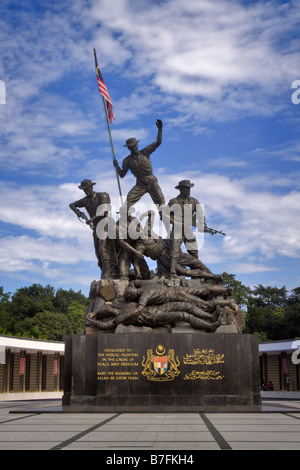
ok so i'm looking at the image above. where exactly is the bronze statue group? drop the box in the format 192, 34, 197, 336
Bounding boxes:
69, 121, 241, 333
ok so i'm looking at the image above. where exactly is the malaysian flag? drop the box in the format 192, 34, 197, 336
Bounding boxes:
94, 52, 115, 124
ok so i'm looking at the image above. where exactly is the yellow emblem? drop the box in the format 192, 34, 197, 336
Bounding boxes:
142, 345, 180, 381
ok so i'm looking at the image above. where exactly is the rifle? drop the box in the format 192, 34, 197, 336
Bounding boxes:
77, 212, 93, 229
204, 223, 225, 236
191, 214, 225, 236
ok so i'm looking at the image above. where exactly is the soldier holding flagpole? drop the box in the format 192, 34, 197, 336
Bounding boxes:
94, 48, 165, 217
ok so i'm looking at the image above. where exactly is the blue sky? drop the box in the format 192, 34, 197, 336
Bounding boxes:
0, 0, 300, 297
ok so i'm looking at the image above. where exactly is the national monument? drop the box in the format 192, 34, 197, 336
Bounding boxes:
63, 53, 261, 411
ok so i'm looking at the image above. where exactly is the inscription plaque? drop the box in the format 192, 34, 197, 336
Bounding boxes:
97, 349, 139, 381
63, 333, 261, 411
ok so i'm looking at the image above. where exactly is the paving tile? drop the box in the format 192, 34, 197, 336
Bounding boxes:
0, 431, 82, 442
151, 441, 220, 450
229, 441, 300, 450
77, 430, 124, 441
222, 431, 300, 442
216, 424, 300, 432
142, 424, 176, 431
0, 441, 62, 450
0, 423, 95, 431
134, 432, 158, 442
1, 399, 300, 450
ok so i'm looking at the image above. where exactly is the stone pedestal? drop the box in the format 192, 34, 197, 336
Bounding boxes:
62, 333, 261, 411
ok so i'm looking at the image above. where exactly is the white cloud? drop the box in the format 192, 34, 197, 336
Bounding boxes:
84, 0, 300, 119
1, 0, 299, 176
163, 170, 300, 265
251, 142, 300, 165
0, 235, 92, 269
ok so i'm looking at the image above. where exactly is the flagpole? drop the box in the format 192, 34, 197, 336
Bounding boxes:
93, 48, 124, 206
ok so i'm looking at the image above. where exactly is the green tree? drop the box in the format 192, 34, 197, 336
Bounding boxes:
250, 284, 288, 309
8, 284, 55, 320
285, 288, 300, 338
244, 285, 290, 340
288, 287, 300, 305
6, 284, 56, 336
4, 284, 89, 338
53, 288, 89, 314
0, 287, 11, 334
65, 300, 87, 334
222, 273, 251, 311
24, 311, 73, 341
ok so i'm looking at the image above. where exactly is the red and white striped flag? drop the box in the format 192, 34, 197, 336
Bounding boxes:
94, 53, 115, 124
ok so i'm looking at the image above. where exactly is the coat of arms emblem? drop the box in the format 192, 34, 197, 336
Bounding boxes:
142, 345, 180, 381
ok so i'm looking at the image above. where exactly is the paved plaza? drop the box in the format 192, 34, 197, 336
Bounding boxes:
0, 398, 300, 451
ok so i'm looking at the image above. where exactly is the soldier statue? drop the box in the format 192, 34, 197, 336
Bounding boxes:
69, 179, 116, 278
167, 180, 204, 278
113, 120, 165, 209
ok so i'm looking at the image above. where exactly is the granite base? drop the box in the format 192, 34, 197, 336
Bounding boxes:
62, 333, 261, 411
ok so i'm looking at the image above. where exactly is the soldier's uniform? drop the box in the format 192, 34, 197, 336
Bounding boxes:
115, 123, 165, 208
69, 179, 116, 278
168, 180, 204, 276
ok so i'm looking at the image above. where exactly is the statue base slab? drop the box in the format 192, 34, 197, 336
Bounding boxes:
62, 332, 261, 411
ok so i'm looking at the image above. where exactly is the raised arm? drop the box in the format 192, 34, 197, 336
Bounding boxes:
142, 120, 163, 157
156, 119, 162, 145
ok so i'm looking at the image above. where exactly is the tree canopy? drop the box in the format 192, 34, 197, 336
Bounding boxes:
0, 283, 89, 341
222, 275, 300, 341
